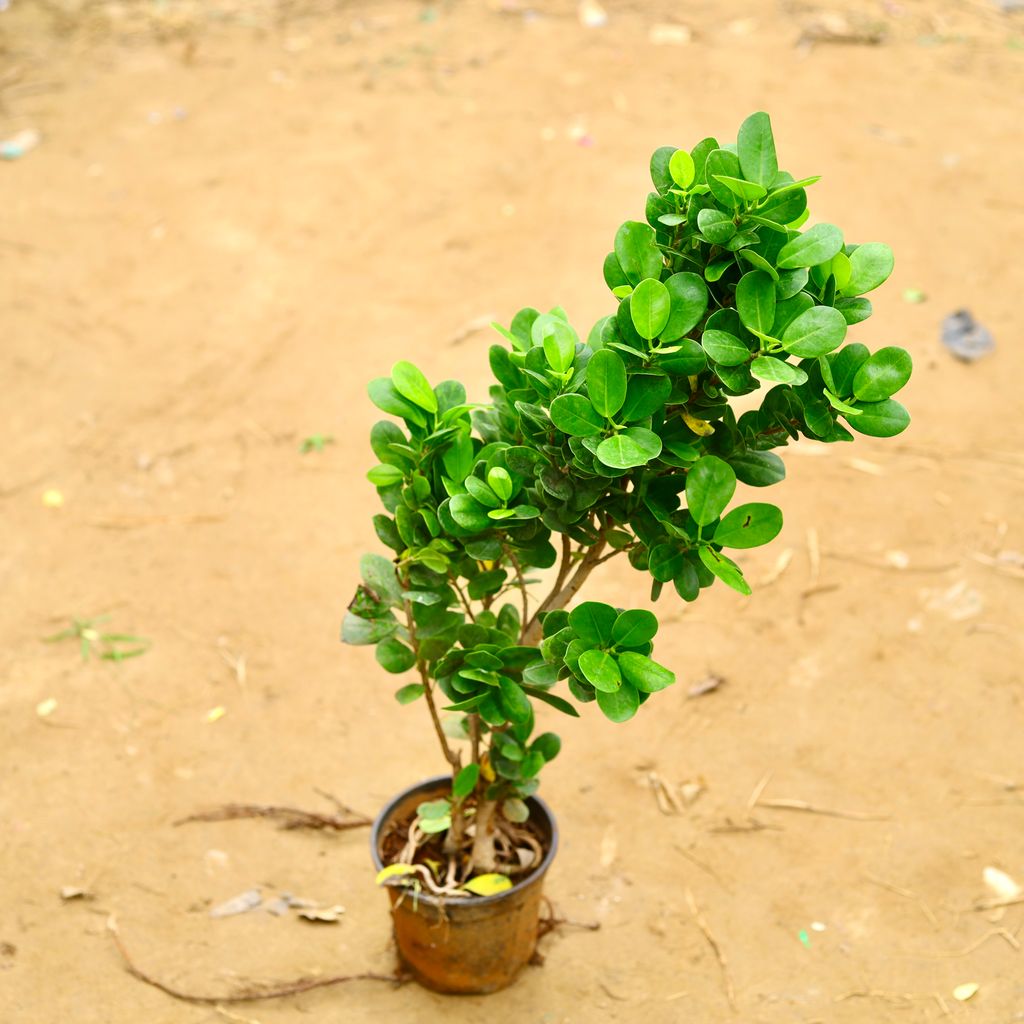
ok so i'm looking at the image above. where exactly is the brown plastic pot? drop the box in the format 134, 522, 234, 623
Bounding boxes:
370, 774, 558, 994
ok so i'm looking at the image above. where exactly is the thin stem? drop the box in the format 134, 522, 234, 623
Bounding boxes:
449, 576, 476, 623
520, 532, 574, 643
505, 547, 530, 637
469, 713, 481, 767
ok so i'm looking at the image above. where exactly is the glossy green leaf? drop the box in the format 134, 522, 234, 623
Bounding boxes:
578, 649, 622, 693
776, 223, 844, 270
735, 271, 777, 336
587, 349, 627, 418
487, 467, 513, 502
376, 637, 416, 673
713, 175, 767, 202
342, 612, 396, 646
618, 652, 675, 693
596, 681, 640, 723
611, 609, 658, 647
697, 208, 737, 245
391, 361, 438, 414
846, 398, 911, 437
448, 494, 492, 532
568, 601, 617, 645
737, 248, 779, 281
464, 476, 500, 509
453, 764, 480, 800
686, 456, 737, 526
713, 502, 783, 548
596, 427, 663, 469
614, 220, 663, 284
619, 373, 672, 421
368, 377, 427, 426
737, 111, 778, 187
781, 305, 847, 358
521, 684, 580, 717
550, 394, 604, 436
661, 273, 709, 341
367, 464, 404, 487
698, 546, 752, 595
498, 676, 532, 724
668, 148, 695, 188
749, 356, 808, 385
705, 149, 743, 207
630, 278, 672, 340
649, 543, 685, 582
394, 683, 424, 704
701, 329, 750, 366
534, 314, 577, 373
851, 346, 913, 401
844, 242, 894, 295
835, 297, 873, 325
729, 451, 785, 487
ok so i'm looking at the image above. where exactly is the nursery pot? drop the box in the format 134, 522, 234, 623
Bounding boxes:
370, 774, 558, 994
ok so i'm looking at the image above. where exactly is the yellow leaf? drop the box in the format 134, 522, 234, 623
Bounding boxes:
36, 697, 57, 717
953, 983, 979, 1002
375, 863, 418, 886
206, 706, 227, 723
462, 873, 512, 896
683, 410, 715, 437
480, 752, 496, 782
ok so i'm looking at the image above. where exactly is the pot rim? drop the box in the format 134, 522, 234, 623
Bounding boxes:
370, 773, 559, 910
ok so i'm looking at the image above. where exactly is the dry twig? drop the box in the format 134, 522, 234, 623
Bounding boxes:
174, 800, 370, 832
685, 888, 736, 1010
107, 917, 402, 1004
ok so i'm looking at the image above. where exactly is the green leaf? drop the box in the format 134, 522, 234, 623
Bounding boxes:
368, 377, 426, 426
549, 394, 605, 437
781, 305, 847, 358
844, 242, 894, 295
394, 683, 425, 704
619, 372, 672, 421
750, 355, 808, 385
669, 148, 695, 188
587, 349, 628, 418
618, 652, 675, 693
713, 502, 783, 548
661, 273, 709, 341
712, 175, 767, 202
846, 398, 911, 437
705, 149, 743, 208
367, 464, 404, 487
468, 569, 508, 600
823, 388, 861, 416
448, 494, 492, 532
686, 456, 737, 527
611, 609, 658, 647
568, 601, 617, 645
596, 427, 663, 469
342, 612, 396, 646
630, 278, 672, 341
835, 297, 873, 325
521, 684, 580, 717
376, 637, 416, 673
464, 475, 500, 508
729, 451, 785, 487
487, 467, 513, 502
614, 220, 663, 285
453, 764, 480, 799
698, 546, 752, 595
737, 248, 780, 282
851, 346, 912, 401
463, 873, 513, 896
596, 681, 640, 723
735, 271, 777, 336
697, 208, 736, 245
701, 329, 750, 367
498, 676, 532, 724
391, 361, 438, 414
534, 314, 577, 373
776, 223, 844, 270
737, 111, 778, 187
649, 544, 685, 583
705, 258, 733, 283
532, 732, 561, 761
578, 649, 622, 693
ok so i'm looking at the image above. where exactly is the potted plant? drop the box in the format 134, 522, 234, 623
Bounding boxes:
343, 111, 911, 994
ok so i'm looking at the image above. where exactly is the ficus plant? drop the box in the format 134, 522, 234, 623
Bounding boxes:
344, 112, 911, 895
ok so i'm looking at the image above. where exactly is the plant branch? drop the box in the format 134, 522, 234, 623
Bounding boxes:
505, 547, 530, 636
520, 532, 574, 643
449, 576, 476, 623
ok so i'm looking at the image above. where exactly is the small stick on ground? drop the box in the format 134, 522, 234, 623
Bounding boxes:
685, 888, 736, 1010
863, 873, 939, 929
107, 917, 402, 1004
174, 799, 371, 832
754, 797, 889, 822
923, 928, 1020, 958
536, 896, 601, 941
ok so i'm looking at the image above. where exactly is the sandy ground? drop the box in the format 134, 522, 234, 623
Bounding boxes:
1, 1, 1023, 1021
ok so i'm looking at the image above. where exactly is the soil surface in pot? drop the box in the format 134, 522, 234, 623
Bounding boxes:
380, 799, 549, 890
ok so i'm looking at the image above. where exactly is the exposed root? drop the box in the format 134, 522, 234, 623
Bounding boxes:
175, 793, 370, 833
107, 917, 404, 1004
